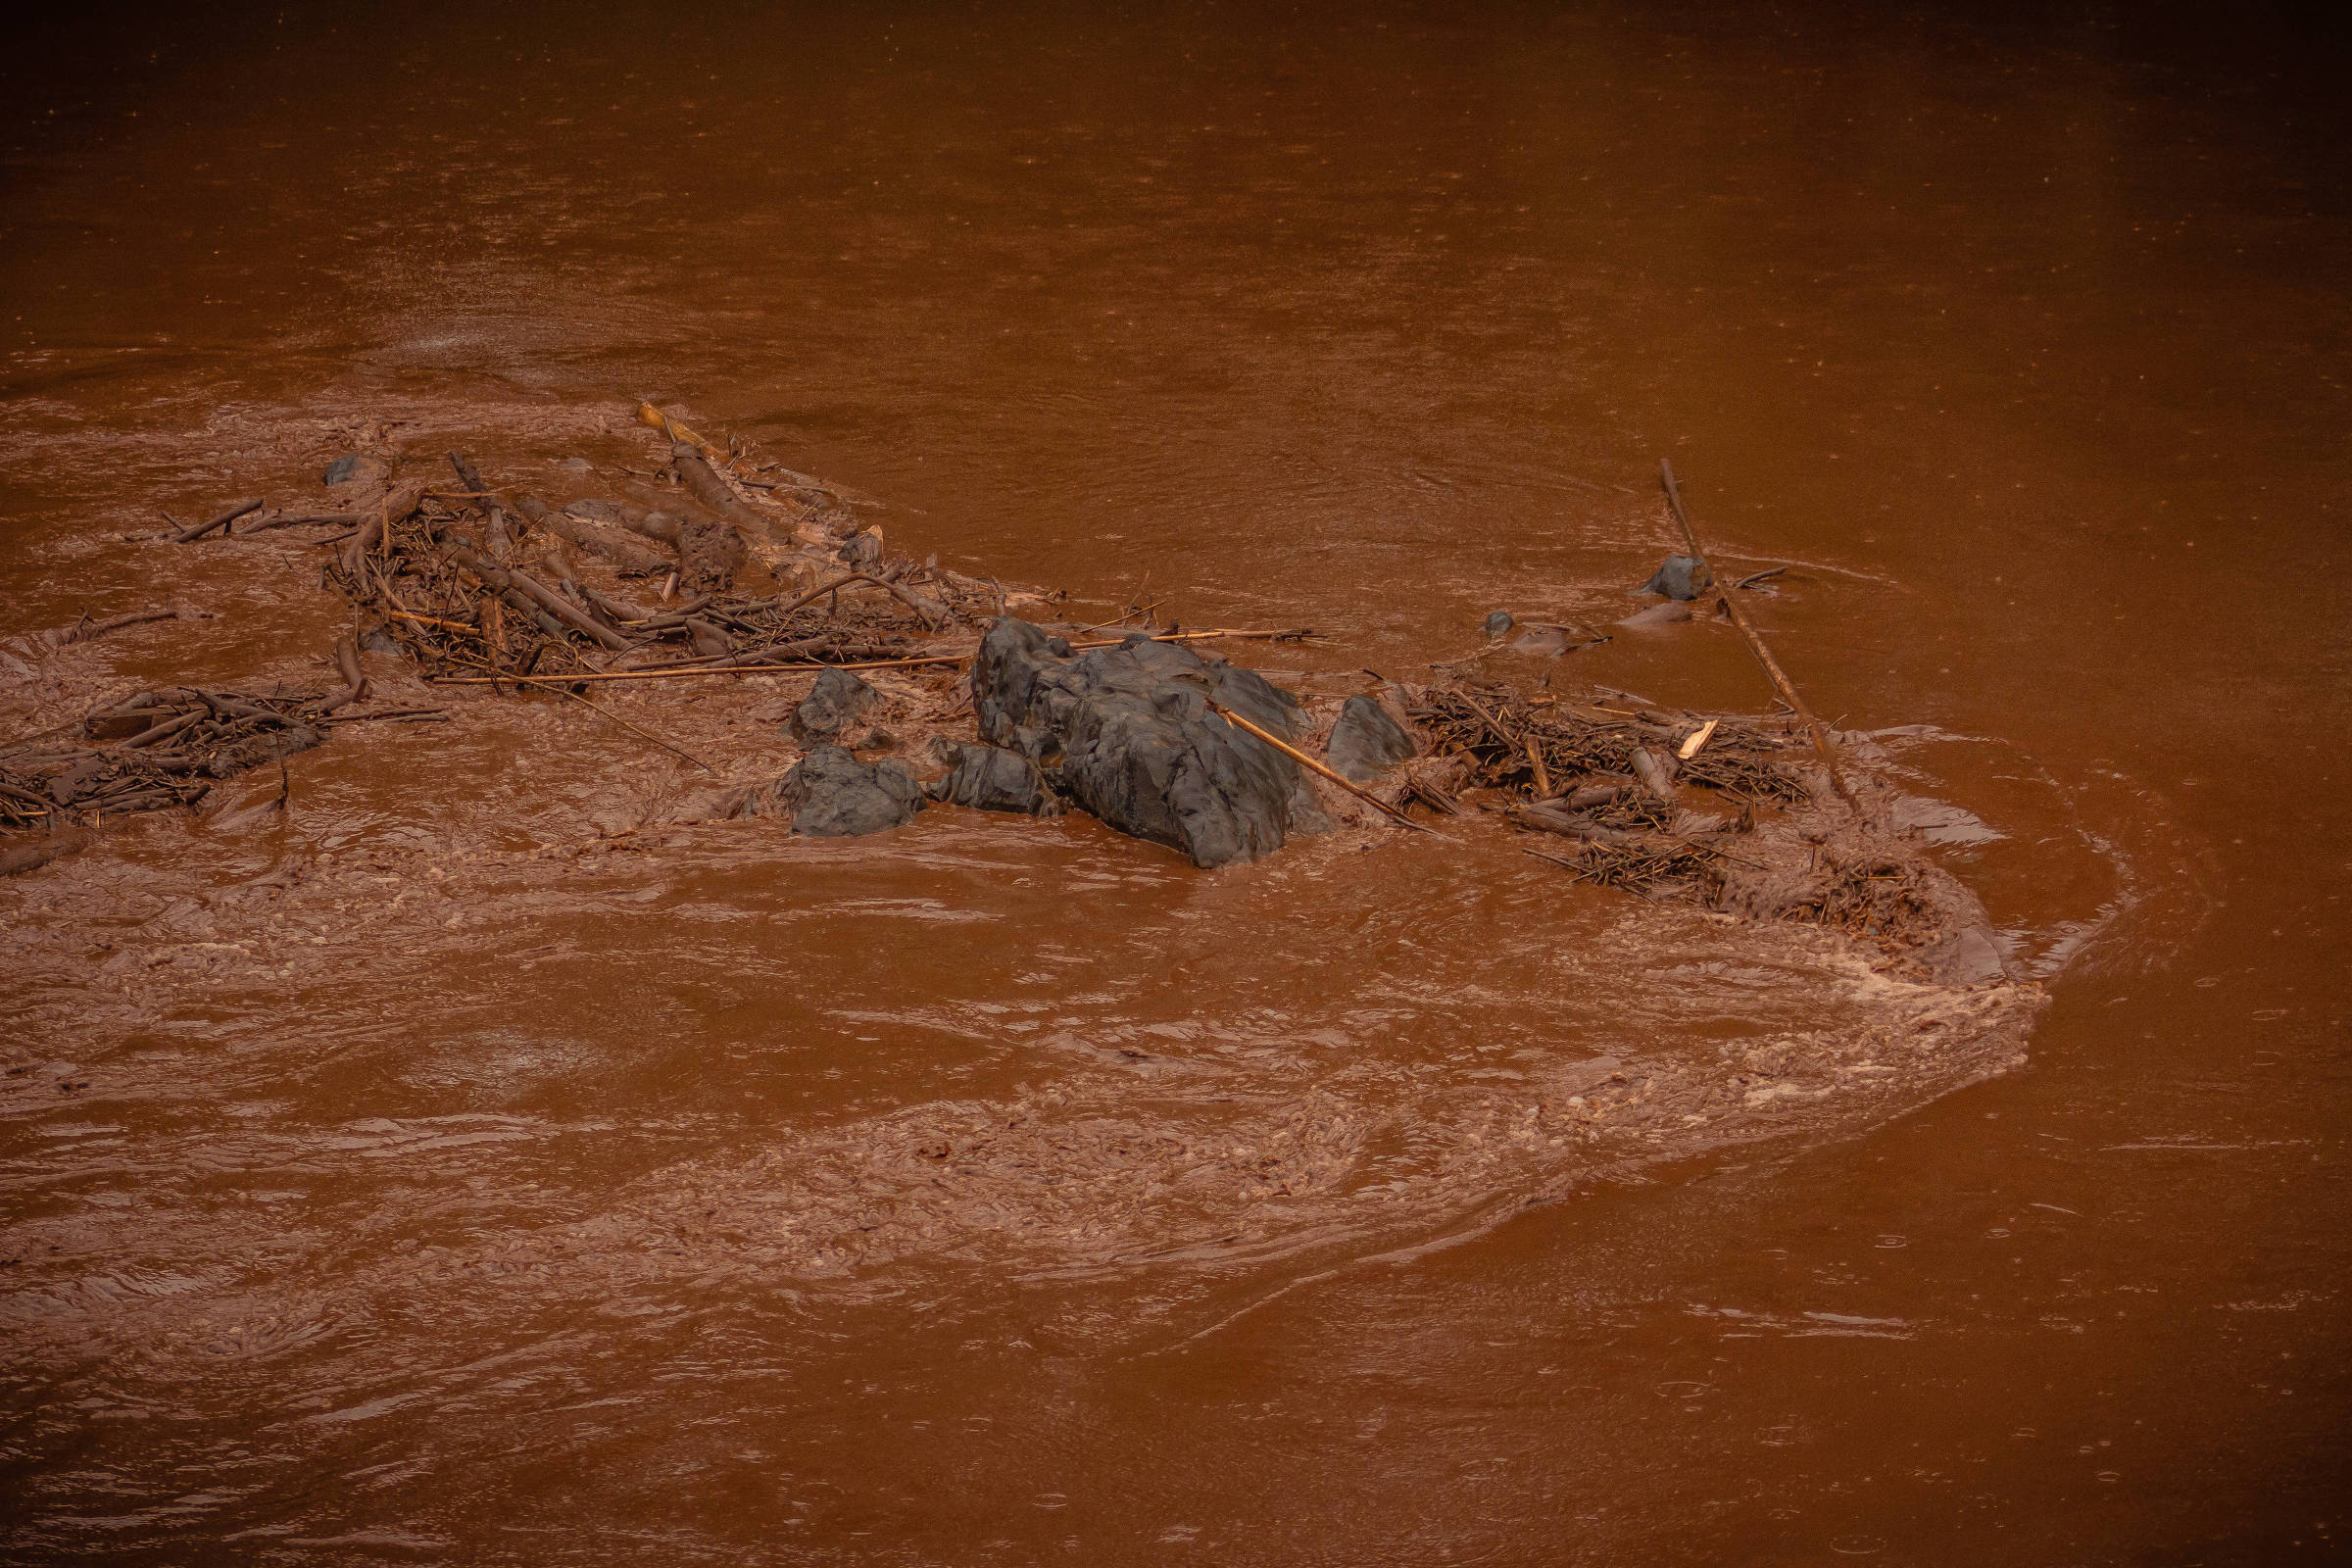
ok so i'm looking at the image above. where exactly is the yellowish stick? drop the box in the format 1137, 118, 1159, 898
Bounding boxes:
1205, 699, 1433, 836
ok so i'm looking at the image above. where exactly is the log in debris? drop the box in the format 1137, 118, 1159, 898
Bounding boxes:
1659, 460, 1848, 798
26, 608, 198, 650
174, 498, 264, 543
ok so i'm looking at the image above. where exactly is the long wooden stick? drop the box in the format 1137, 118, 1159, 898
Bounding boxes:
174, 498, 264, 543
421, 628, 1325, 687
548, 684, 715, 771
1205, 699, 1434, 835
428, 654, 970, 686
1659, 461, 1849, 799
439, 651, 714, 769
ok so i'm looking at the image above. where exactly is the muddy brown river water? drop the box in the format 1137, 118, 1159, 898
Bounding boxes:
2, 3, 2347, 1563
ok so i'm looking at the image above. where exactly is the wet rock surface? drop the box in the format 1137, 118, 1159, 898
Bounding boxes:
322, 452, 392, 489
971, 617, 1313, 868
1325, 694, 1418, 783
1617, 600, 1693, 628
928, 742, 1065, 816
789, 667, 880, 743
1636, 554, 1714, 601
778, 745, 924, 837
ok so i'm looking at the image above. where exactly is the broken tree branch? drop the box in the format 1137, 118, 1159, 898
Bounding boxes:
174, 498, 264, 543
1659, 460, 1849, 800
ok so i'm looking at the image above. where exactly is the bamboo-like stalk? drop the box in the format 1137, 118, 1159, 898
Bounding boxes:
1204, 699, 1433, 835
422, 628, 1323, 687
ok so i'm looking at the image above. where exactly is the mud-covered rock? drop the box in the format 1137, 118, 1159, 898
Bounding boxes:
1616, 600, 1692, 629
1325, 695, 1417, 783
1636, 554, 1713, 601
674, 512, 745, 595
323, 453, 392, 489
1511, 624, 1591, 657
778, 746, 924, 837
1483, 611, 1516, 640
789, 667, 879, 742
970, 617, 1311, 868
929, 743, 1064, 816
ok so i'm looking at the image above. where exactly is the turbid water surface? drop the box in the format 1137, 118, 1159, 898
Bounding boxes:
1, 3, 2345, 1563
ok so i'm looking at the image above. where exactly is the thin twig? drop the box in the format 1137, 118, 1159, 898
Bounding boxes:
428, 654, 970, 686
437, 650, 713, 768
1660, 460, 1850, 801
546, 685, 716, 771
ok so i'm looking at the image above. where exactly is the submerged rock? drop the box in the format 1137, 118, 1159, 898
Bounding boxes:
929, 743, 1064, 816
323, 453, 392, 489
1616, 601, 1692, 629
1510, 624, 1577, 657
778, 746, 924, 837
1635, 554, 1714, 601
789, 667, 879, 742
970, 616, 1312, 868
1326, 695, 1417, 783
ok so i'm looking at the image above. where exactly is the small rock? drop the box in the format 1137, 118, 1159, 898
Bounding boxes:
1511, 625, 1573, 657
778, 746, 924, 837
929, 743, 1065, 816
1325, 695, 1417, 783
1922, 925, 2007, 986
1616, 601, 1692, 629
1483, 611, 1516, 640
558, 457, 595, 474
836, 531, 882, 569
1635, 555, 1713, 601
323, 453, 392, 489
789, 667, 879, 742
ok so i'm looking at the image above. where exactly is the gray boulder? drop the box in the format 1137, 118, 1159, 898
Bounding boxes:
929, 743, 1064, 816
1635, 555, 1714, 601
789, 667, 879, 742
970, 617, 1311, 868
1325, 695, 1417, 783
778, 746, 924, 837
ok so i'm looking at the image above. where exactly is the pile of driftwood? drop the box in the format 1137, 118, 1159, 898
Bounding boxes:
1396, 681, 1958, 950
0, 401, 1298, 864
0, 416, 1999, 980
320, 434, 997, 689
0, 658, 447, 873
1404, 686, 1777, 898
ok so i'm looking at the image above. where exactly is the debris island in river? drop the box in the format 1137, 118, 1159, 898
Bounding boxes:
2, 401, 2013, 994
